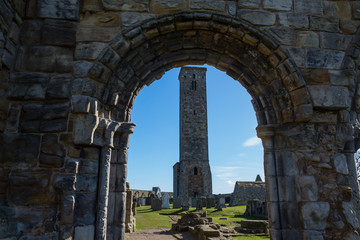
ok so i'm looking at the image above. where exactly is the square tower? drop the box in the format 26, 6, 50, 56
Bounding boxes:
173, 67, 212, 198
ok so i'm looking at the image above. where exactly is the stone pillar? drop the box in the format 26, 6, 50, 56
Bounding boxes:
111, 123, 135, 240
257, 125, 280, 239
96, 147, 112, 240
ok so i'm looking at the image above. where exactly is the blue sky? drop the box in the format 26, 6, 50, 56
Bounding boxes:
127, 65, 264, 194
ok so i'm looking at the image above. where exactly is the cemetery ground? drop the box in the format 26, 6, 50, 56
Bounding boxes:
132, 204, 270, 240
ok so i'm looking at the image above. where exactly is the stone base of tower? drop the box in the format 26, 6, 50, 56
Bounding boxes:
173, 160, 212, 198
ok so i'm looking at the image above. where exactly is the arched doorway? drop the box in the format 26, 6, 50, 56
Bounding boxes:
69, 12, 360, 240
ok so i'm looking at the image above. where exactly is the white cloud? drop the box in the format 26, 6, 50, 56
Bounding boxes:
243, 136, 261, 147
226, 180, 234, 185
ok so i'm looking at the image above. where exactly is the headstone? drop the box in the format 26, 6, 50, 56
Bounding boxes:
162, 193, 170, 209
196, 198, 203, 210
181, 195, 190, 210
151, 198, 162, 210
244, 199, 268, 218
173, 197, 181, 208
206, 198, 215, 208
152, 187, 162, 199
191, 198, 197, 207
140, 198, 146, 206
219, 197, 226, 208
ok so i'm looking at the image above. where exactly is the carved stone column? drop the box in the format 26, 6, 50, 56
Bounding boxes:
111, 123, 136, 240
257, 125, 281, 239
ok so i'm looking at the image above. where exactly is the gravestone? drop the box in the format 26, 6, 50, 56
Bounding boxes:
139, 198, 146, 206
196, 198, 203, 210
173, 197, 181, 208
206, 198, 215, 208
181, 195, 190, 210
151, 198, 162, 211
191, 198, 197, 207
162, 193, 170, 209
219, 197, 226, 208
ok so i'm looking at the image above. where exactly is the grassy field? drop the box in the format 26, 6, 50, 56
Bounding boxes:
135, 204, 270, 240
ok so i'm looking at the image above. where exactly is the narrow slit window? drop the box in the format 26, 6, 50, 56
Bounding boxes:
194, 167, 198, 175
191, 81, 197, 90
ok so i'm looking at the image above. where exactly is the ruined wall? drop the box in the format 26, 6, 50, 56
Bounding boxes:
0, 0, 359, 239
230, 181, 266, 206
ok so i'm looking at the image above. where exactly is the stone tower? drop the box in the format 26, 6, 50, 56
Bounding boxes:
173, 67, 212, 198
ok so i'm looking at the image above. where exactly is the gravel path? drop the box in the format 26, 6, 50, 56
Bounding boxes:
125, 227, 196, 240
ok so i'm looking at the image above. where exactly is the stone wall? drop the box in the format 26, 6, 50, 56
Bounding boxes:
0, 0, 359, 239
230, 181, 266, 206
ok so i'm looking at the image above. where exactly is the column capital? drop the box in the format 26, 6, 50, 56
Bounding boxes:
256, 125, 277, 138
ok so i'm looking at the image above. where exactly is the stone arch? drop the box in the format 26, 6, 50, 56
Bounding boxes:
67, 11, 360, 240
80, 12, 312, 126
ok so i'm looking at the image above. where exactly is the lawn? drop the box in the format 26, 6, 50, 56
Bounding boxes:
135, 204, 270, 240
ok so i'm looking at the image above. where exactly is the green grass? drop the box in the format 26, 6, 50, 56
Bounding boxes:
135, 206, 172, 229
135, 204, 267, 231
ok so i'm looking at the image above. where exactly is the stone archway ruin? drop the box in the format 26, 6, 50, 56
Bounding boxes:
1, 1, 360, 240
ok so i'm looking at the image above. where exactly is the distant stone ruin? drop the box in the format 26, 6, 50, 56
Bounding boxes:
230, 176, 266, 206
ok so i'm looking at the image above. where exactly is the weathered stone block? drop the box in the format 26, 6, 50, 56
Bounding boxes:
74, 225, 95, 240
286, 47, 305, 67
42, 19, 77, 46
54, 174, 76, 191
0, 133, 40, 167
306, 49, 345, 69
41, 134, 65, 157
275, 152, 299, 176
324, 1, 351, 19
75, 193, 96, 225
320, 32, 351, 51
269, 28, 295, 46
37, 0, 80, 20
61, 194, 75, 224
342, 202, 359, 229
353, 2, 360, 19
0, 0, 13, 26
9, 170, 55, 205
150, 0, 184, 14
328, 70, 355, 86
190, 0, 225, 11
295, 0, 323, 14
42, 103, 70, 120
26, 46, 56, 72
121, 12, 153, 27
76, 175, 98, 192
75, 42, 107, 60
80, 12, 121, 28
74, 61, 93, 77
238, 0, 260, 8
310, 16, 339, 32
297, 31, 319, 48
39, 153, 64, 168
238, 10, 276, 26
47, 74, 71, 99
55, 47, 74, 73
20, 20, 42, 45
332, 153, 349, 175
278, 13, 309, 29
102, 0, 148, 11
263, 0, 292, 11
302, 202, 330, 230
40, 119, 68, 132
295, 176, 318, 201
308, 85, 349, 110
22, 104, 42, 121
340, 20, 358, 34
76, 27, 120, 42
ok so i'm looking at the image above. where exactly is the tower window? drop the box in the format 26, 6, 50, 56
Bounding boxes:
193, 74, 196, 78
194, 167, 198, 175
191, 81, 197, 90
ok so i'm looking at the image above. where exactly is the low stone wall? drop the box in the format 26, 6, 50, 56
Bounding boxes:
230, 181, 266, 206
